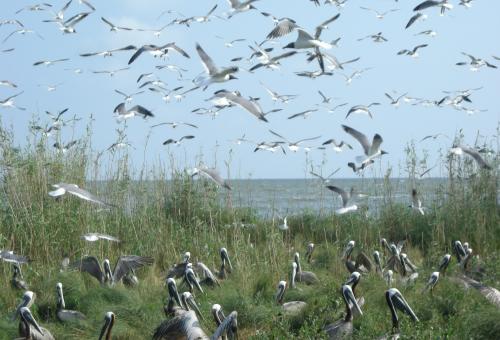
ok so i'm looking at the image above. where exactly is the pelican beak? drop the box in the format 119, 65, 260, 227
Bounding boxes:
21, 308, 44, 335
99, 313, 114, 340
221, 249, 233, 273
186, 294, 204, 320
342, 243, 354, 260
167, 279, 182, 307
343, 285, 362, 316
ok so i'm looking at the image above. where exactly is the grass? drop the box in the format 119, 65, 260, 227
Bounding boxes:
0, 122, 499, 339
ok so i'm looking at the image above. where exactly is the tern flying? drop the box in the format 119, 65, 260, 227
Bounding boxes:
49, 183, 114, 207
342, 125, 387, 165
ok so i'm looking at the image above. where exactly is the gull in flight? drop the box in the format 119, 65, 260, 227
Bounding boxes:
114, 89, 144, 103
340, 68, 371, 86
45, 12, 91, 34
189, 166, 231, 190
456, 52, 497, 71
397, 44, 428, 58
450, 146, 492, 170
80, 45, 136, 57
405, 13, 428, 29
360, 7, 399, 19
81, 233, 120, 242
413, 0, 453, 15
345, 103, 380, 119
53, 141, 77, 153
162, 135, 195, 146
385, 92, 408, 107
261, 83, 298, 103
33, 58, 69, 66
415, 29, 437, 37
288, 108, 318, 120
321, 139, 352, 153
210, 90, 268, 122
348, 160, 374, 174
358, 32, 388, 43
152, 122, 198, 129
92, 67, 130, 77
309, 167, 340, 183
326, 186, 358, 214
342, 125, 387, 165
0, 92, 26, 110
194, 43, 239, 89
249, 47, 297, 72
16, 3, 52, 14
128, 43, 190, 64
114, 103, 154, 120
3, 28, 44, 43
100, 17, 134, 32
269, 130, 320, 152
0, 80, 17, 88
49, 183, 114, 207
226, 0, 259, 18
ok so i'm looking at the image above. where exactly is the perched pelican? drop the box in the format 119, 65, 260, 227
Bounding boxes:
167, 252, 191, 279
13, 291, 35, 320
18, 307, 55, 340
292, 252, 319, 286
385, 288, 419, 336
275, 280, 307, 315
195, 262, 220, 286
324, 284, 363, 339
305, 243, 315, 263
71, 255, 153, 285
342, 240, 372, 273
184, 264, 204, 294
422, 272, 440, 293
216, 247, 233, 279
373, 251, 383, 274
98, 312, 115, 340
438, 254, 451, 275
11, 263, 28, 290
56, 282, 86, 322
164, 278, 183, 317
153, 309, 238, 340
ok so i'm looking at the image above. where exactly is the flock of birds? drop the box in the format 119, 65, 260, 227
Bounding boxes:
0, 0, 498, 339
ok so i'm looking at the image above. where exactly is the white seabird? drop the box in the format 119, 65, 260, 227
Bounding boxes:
326, 186, 358, 214
342, 124, 387, 165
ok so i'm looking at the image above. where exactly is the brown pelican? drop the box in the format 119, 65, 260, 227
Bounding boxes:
305, 243, 315, 263
98, 312, 115, 340
212, 304, 232, 340
167, 251, 191, 279
438, 254, 451, 275
422, 272, 440, 293
56, 282, 86, 322
216, 247, 233, 279
195, 262, 220, 287
153, 309, 238, 340
11, 263, 28, 290
453, 240, 466, 263
324, 284, 363, 339
453, 274, 500, 308
164, 278, 183, 317
345, 271, 365, 312
275, 280, 307, 315
71, 255, 153, 285
292, 252, 319, 286
184, 264, 204, 294
13, 291, 35, 320
342, 240, 372, 273
385, 288, 419, 336
18, 307, 55, 340
384, 270, 394, 287
373, 251, 383, 274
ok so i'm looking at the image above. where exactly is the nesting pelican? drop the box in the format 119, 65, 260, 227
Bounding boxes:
11, 263, 28, 290
422, 272, 440, 293
275, 280, 307, 315
324, 284, 363, 339
342, 240, 372, 273
167, 251, 191, 279
71, 255, 153, 285
56, 282, 86, 322
305, 243, 315, 263
216, 247, 233, 279
292, 252, 319, 286
18, 307, 55, 340
438, 254, 451, 275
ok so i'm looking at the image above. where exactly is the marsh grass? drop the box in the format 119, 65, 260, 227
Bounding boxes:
0, 121, 499, 339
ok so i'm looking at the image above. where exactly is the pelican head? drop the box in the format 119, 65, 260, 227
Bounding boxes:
342, 240, 355, 259
453, 240, 466, 261
345, 271, 361, 289
390, 244, 399, 256
103, 259, 113, 283
293, 252, 302, 272
305, 243, 315, 263
220, 248, 233, 273
438, 254, 451, 274
185, 267, 204, 294
56, 282, 65, 309
212, 304, 226, 326
275, 280, 287, 304
166, 278, 182, 308
341, 284, 362, 319
183, 251, 191, 264
463, 242, 469, 252
14, 291, 35, 319
181, 292, 203, 319
19, 307, 44, 335
213, 311, 238, 340
385, 288, 419, 332
99, 311, 115, 340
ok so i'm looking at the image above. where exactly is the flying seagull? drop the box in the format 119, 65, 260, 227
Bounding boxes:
114, 89, 144, 103
0, 92, 26, 110
113, 103, 154, 120
269, 130, 320, 152
326, 186, 358, 214
410, 189, 425, 215
101, 17, 134, 32
210, 90, 268, 122
33, 58, 69, 66
405, 13, 427, 29
450, 146, 492, 170
194, 43, 239, 89
345, 103, 380, 119
128, 42, 190, 64
163, 136, 195, 146
81, 233, 120, 242
342, 125, 387, 165
80, 45, 136, 57
190, 166, 231, 190
360, 7, 399, 19
397, 44, 428, 57
49, 183, 114, 207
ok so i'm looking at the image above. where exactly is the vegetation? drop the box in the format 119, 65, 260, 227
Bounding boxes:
0, 122, 498, 339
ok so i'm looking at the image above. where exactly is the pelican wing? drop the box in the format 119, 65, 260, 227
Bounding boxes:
71, 256, 104, 283
355, 252, 373, 272
196, 262, 220, 286
342, 125, 370, 155
113, 255, 154, 282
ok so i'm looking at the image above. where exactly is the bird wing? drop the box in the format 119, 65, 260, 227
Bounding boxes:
114, 89, 127, 97
199, 167, 231, 190
130, 105, 154, 118
195, 43, 218, 75
315, 13, 340, 39
272, 50, 297, 62
128, 45, 153, 65
64, 184, 111, 206
113, 255, 154, 282
414, 0, 440, 11
164, 42, 190, 58
266, 18, 298, 39
356, 252, 373, 271
222, 91, 267, 122
326, 186, 349, 207
385, 93, 395, 102
461, 146, 492, 169
369, 134, 384, 155
111, 44, 137, 53
342, 125, 370, 155
405, 13, 422, 29
413, 44, 428, 52
71, 256, 104, 282
97, 233, 120, 242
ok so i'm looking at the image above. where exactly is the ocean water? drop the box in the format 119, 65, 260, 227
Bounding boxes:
218, 178, 448, 218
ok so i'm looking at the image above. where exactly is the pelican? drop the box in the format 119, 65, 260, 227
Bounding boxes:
385, 288, 419, 336
11, 263, 28, 290
373, 251, 383, 274
13, 291, 35, 320
292, 252, 319, 286
71, 255, 153, 285
342, 240, 372, 273
184, 264, 204, 294
164, 278, 183, 316
167, 252, 191, 279
453, 240, 466, 263
342, 125, 387, 166
212, 304, 235, 340
454, 274, 500, 308
438, 254, 451, 275
275, 280, 307, 315
98, 312, 115, 340
422, 272, 440, 293
56, 282, 86, 322
18, 307, 55, 340
327, 186, 358, 215
384, 270, 394, 287
324, 284, 363, 339
305, 243, 315, 263
195, 262, 220, 287
216, 247, 233, 279
153, 309, 238, 340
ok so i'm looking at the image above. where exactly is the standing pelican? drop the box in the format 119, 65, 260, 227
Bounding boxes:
217, 247, 233, 279
153, 309, 238, 339
373, 251, 383, 274
18, 307, 55, 340
56, 282, 86, 322
345, 271, 365, 312
438, 254, 451, 275
11, 263, 28, 290
385, 288, 419, 337
71, 255, 153, 285
292, 252, 319, 286
324, 284, 363, 339
305, 243, 315, 263
98, 312, 115, 340
275, 280, 307, 315
184, 264, 204, 294
212, 304, 231, 340
422, 272, 440, 293
342, 240, 372, 273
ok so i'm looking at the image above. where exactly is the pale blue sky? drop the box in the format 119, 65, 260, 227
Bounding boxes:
1, 0, 498, 179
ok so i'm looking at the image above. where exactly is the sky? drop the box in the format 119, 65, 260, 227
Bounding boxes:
0, 0, 498, 179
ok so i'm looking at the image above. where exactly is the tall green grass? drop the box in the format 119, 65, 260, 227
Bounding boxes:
0, 121, 498, 339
